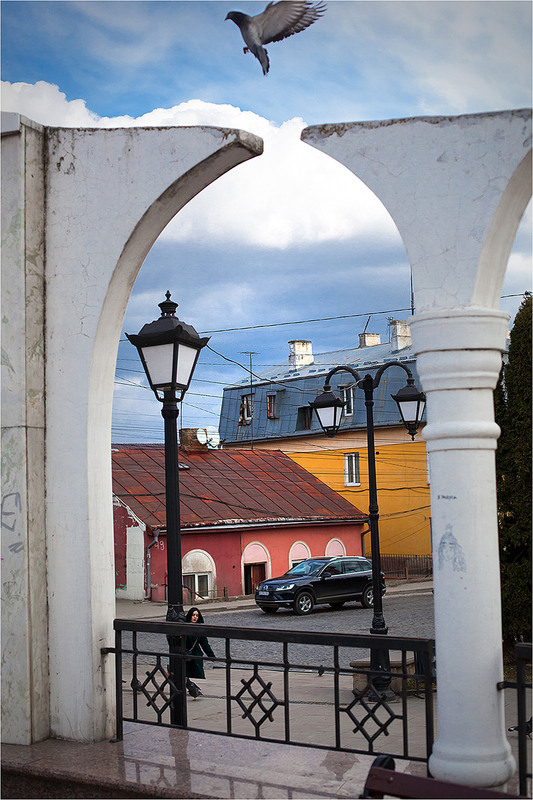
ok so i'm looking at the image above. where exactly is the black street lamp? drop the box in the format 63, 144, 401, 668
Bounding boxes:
127, 291, 210, 724
309, 362, 425, 698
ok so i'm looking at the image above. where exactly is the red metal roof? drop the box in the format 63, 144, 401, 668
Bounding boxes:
112, 446, 366, 531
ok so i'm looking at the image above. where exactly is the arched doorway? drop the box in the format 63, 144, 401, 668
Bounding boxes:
242, 542, 270, 594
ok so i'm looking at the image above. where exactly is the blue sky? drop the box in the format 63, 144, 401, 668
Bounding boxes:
2, 0, 531, 441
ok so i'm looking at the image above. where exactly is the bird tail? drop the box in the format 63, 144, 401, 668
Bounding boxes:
252, 44, 270, 75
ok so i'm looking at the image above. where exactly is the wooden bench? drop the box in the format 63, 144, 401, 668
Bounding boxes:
360, 756, 517, 799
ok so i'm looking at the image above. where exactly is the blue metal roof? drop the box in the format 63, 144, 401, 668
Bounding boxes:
230, 342, 414, 387
219, 340, 424, 445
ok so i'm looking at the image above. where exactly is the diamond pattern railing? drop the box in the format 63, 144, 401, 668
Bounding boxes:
104, 620, 436, 768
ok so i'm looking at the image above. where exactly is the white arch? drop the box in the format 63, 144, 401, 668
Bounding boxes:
20, 121, 262, 744
182, 549, 217, 601
325, 538, 346, 557
288, 540, 311, 567
302, 109, 531, 789
473, 150, 532, 307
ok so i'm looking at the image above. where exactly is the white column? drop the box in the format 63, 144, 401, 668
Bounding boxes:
301, 109, 531, 788
410, 308, 514, 787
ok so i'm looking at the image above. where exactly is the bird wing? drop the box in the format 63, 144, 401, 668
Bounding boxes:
253, 1, 326, 45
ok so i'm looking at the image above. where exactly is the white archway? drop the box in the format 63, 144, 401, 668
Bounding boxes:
2, 115, 262, 744
303, 109, 531, 789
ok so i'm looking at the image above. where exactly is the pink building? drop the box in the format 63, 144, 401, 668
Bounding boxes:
112, 437, 367, 603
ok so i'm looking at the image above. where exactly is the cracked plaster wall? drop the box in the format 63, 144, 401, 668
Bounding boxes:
1, 115, 49, 744
302, 110, 531, 312
2, 114, 262, 743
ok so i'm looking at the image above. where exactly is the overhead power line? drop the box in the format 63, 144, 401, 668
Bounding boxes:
197, 294, 525, 335
199, 306, 411, 334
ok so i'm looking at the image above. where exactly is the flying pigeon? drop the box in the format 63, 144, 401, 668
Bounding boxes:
225, 1, 327, 76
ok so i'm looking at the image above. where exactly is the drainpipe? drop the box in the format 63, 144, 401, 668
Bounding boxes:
361, 527, 370, 557
145, 531, 159, 600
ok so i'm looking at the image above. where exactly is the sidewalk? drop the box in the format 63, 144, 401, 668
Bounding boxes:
115, 577, 434, 620
6, 578, 527, 799
3, 663, 526, 798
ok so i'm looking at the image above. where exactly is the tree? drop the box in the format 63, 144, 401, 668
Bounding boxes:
495, 293, 532, 649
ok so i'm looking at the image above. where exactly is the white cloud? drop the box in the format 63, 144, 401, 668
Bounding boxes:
1, 80, 99, 127
1, 81, 399, 250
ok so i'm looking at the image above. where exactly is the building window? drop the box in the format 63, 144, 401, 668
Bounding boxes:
239, 394, 253, 425
296, 406, 313, 430
341, 384, 354, 415
183, 572, 210, 601
267, 393, 277, 419
344, 452, 360, 486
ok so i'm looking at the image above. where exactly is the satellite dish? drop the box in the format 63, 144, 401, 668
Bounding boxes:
196, 427, 221, 448
205, 426, 221, 448
196, 428, 208, 445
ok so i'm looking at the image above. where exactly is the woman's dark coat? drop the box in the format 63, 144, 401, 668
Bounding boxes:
186, 634, 215, 679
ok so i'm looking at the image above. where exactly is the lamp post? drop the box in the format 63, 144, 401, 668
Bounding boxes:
126, 291, 210, 724
309, 362, 425, 698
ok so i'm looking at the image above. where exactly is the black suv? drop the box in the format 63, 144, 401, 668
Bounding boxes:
255, 556, 386, 615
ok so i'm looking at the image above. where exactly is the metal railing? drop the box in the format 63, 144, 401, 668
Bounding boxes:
498, 641, 532, 797
104, 619, 436, 768
379, 554, 433, 579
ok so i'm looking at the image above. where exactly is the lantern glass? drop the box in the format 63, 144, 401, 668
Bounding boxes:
310, 390, 346, 437
316, 403, 341, 433
391, 381, 426, 439
397, 397, 424, 425
141, 343, 175, 391
175, 342, 199, 389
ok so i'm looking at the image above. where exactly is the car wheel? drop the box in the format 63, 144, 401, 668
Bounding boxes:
259, 606, 278, 614
329, 601, 345, 609
361, 584, 374, 608
293, 590, 314, 616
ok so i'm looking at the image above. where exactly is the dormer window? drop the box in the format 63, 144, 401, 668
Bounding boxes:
267, 393, 277, 419
296, 406, 313, 430
340, 384, 354, 415
239, 394, 253, 425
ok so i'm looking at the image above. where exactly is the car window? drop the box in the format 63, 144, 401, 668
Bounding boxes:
322, 563, 342, 576
342, 560, 359, 574
286, 560, 329, 577
343, 559, 371, 573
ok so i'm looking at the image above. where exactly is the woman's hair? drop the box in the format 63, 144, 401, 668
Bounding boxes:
185, 606, 204, 623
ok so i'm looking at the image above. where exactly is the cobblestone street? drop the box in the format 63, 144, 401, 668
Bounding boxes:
125, 591, 435, 670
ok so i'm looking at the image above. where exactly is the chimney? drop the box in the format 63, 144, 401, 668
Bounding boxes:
288, 340, 313, 367
358, 332, 381, 348
389, 320, 411, 351
179, 428, 207, 451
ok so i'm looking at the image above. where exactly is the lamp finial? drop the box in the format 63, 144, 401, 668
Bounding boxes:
159, 291, 178, 318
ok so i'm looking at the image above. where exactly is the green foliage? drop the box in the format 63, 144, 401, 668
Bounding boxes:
496, 294, 532, 647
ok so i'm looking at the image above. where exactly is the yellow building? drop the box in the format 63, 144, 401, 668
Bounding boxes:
219, 323, 432, 559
